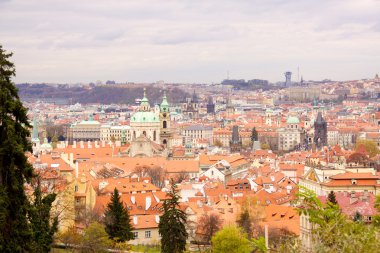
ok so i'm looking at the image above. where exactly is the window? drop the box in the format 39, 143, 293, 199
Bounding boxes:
145, 230, 151, 238
133, 232, 138, 239
74, 185, 78, 192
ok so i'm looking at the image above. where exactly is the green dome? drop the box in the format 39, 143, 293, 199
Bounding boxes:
131, 111, 159, 123
287, 116, 300, 124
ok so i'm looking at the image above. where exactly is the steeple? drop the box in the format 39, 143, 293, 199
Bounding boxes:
191, 90, 198, 103
160, 90, 169, 112
140, 87, 150, 111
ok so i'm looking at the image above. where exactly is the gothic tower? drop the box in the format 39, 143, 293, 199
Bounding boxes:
207, 96, 215, 114
229, 125, 242, 153
314, 112, 327, 148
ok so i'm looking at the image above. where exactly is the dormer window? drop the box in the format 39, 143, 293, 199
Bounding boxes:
351, 179, 357, 185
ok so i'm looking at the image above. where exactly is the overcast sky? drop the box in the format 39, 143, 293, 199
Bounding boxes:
1, 0, 380, 84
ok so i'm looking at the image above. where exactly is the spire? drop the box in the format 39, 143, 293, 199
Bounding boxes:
140, 87, 150, 111
160, 90, 169, 112
191, 90, 198, 103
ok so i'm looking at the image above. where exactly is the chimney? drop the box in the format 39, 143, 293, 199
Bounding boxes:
73, 141, 77, 148
155, 215, 160, 224
75, 162, 79, 179
69, 153, 74, 164
87, 141, 92, 148
80, 141, 84, 148
131, 195, 136, 204
145, 196, 152, 210
101, 141, 105, 148
133, 215, 138, 225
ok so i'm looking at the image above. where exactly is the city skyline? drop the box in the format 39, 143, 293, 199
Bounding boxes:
1, 0, 380, 83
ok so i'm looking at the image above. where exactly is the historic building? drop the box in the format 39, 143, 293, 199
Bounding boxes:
278, 116, 301, 151
159, 90, 172, 146
206, 96, 215, 114
230, 125, 242, 153
182, 91, 199, 119
130, 88, 161, 143
67, 115, 101, 143
314, 112, 327, 148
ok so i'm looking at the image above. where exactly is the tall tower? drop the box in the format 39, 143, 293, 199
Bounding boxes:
285, 71, 292, 87
226, 90, 235, 117
314, 112, 327, 148
207, 96, 215, 114
160, 90, 172, 146
229, 125, 242, 153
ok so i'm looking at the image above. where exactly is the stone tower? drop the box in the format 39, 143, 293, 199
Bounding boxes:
314, 112, 327, 148
207, 96, 215, 114
159, 90, 172, 146
230, 125, 242, 153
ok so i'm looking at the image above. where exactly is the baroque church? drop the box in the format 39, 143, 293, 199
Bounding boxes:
126, 88, 172, 157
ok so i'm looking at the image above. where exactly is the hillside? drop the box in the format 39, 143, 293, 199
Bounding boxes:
17, 84, 189, 105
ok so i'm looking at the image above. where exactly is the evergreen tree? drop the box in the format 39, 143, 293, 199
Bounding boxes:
159, 179, 188, 253
327, 190, 338, 205
0, 45, 34, 252
29, 178, 58, 253
104, 188, 134, 242
237, 209, 253, 238
251, 127, 258, 142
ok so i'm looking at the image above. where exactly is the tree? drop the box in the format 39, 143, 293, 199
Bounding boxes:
82, 222, 113, 253
29, 179, 58, 253
133, 165, 166, 188
237, 209, 253, 239
327, 190, 338, 205
197, 212, 222, 244
237, 196, 265, 238
51, 135, 58, 149
104, 188, 134, 242
159, 179, 188, 253
355, 139, 380, 158
0, 45, 35, 252
251, 127, 258, 142
298, 187, 380, 252
58, 225, 82, 252
260, 143, 270, 150
214, 140, 223, 148
211, 225, 252, 253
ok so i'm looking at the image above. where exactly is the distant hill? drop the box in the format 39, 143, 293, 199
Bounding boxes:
16, 84, 189, 105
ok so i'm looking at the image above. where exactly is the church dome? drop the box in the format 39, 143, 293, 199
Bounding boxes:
131, 111, 159, 123
286, 116, 300, 124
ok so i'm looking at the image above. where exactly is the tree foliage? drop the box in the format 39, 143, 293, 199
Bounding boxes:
0, 45, 35, 252
237, 209, 253, 239
29, 179, 58, 253
211, 225, 252, 253
82, 222, 113, 253
298, 187, 380, 252
197, 212, 222, 244
104, 188, 134, 242
355, 139, 380, 158
159, 179, 188, 253
251, 127, 258, 142
327, 190, 338, 205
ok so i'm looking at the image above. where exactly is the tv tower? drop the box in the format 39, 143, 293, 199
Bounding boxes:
284, 71, 292, 87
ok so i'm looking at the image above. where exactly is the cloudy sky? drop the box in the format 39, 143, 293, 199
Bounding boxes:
1, 0, 380, 83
